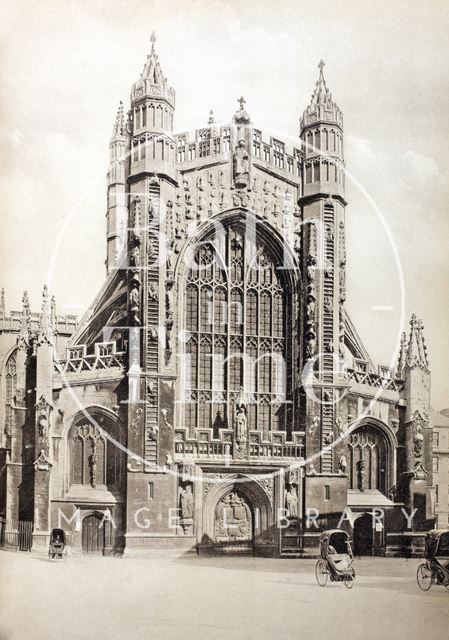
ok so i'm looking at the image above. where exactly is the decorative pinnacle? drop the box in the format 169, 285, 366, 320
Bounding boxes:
150, 31, 156, 52
318, 59, 325, 74
208, 110, 215, 125
233, 96, 251, 125
1, 287, 5, 312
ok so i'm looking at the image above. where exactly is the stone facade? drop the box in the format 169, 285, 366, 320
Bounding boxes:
0, 37, 435, 557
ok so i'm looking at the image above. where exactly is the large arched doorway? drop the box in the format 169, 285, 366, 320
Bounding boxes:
200, 474, 274, 555
82, 514, 104, 554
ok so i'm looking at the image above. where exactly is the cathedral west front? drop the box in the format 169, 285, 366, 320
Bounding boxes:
0, 35, 435, 557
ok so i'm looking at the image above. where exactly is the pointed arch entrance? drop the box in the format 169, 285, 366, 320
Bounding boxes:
200, 473, 274, 554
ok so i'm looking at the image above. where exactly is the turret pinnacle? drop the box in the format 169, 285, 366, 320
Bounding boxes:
0, 287, 5, 315
141, 32, 165, 85
17, 290, 31, 347
405, 314, 429, 370
37, 285, 54, 346
233, 96, 251, 124
309, 59, 334, 109
396, 331, 407, 378
112, 101, 125, 139
300, 60, 343, 130
131, 32, 175, 109
208, 110, 215, 125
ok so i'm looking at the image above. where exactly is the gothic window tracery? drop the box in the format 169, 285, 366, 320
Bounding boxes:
70, 419, 122, 489
347, 425, 388, 494
184, 223, 291, 435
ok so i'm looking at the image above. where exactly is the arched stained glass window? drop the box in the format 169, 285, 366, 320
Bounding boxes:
5, 352, 17, 437
183, 222, 291, 435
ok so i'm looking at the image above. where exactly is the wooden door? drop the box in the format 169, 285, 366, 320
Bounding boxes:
82, 514, 104, 553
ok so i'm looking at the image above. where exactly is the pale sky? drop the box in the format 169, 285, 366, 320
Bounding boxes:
1, 0, 448, 409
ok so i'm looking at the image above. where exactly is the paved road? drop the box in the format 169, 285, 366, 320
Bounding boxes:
0, 552, 447, 640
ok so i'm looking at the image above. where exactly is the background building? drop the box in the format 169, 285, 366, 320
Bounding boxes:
432, 409, 449, 529
0, 36, 435, 557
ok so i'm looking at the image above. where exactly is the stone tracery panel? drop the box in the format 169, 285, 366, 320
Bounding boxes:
183, 221, 292, 437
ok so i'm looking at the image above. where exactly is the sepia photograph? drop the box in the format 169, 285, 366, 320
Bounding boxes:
0, 1, 448, 639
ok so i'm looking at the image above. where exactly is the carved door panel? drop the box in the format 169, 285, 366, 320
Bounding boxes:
214, 492, 252, 543
82, 514, 104, 554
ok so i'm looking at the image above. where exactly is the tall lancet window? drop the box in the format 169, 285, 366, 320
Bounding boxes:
4, 352, 17, 437
183, 222, 291, 437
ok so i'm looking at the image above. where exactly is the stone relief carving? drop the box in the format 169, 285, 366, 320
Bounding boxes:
214, 492, 251, 542
34, 449, 52, 472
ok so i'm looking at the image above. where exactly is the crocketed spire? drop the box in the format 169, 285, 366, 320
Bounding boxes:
131, 31, 175, 109
140, 32, 165, 85
300, 60, 343, 130
36, 285, 54, 346
111, 101, 125, 139
309, 60, 334, 109
405, 314, 429, 370
396, 331, 407, 378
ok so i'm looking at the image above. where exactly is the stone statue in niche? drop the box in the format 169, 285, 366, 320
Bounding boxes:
129, 283, 141, 325
160, 408, 172, 430
89, 451, 98, 488
413, 424, 424, 458
148, 283, 158, 301
234, 390, 248, 460
235, 405, 247, 443
358, 459, 366, 492
285, 486, 299, 518
339, 454, 348, 474
233, 140, 249, 189
179, 484, 194, 535
308, 416, 320, 435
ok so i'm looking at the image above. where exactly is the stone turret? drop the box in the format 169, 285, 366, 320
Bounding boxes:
300, 61, 347, 475
400, 314, 433, 532
128, 32, 176, 181
300, 60, 345, 202
106, 101, 128, 274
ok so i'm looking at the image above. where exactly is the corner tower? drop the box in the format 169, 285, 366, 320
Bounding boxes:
300, 61, 347, 475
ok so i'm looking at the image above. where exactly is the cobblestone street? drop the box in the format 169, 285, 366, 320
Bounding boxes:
1, 552, 448, 640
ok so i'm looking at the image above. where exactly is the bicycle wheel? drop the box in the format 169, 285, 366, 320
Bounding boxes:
315, 560, 328, 586
343, 573, 355, 589
416, 563, 432, 591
